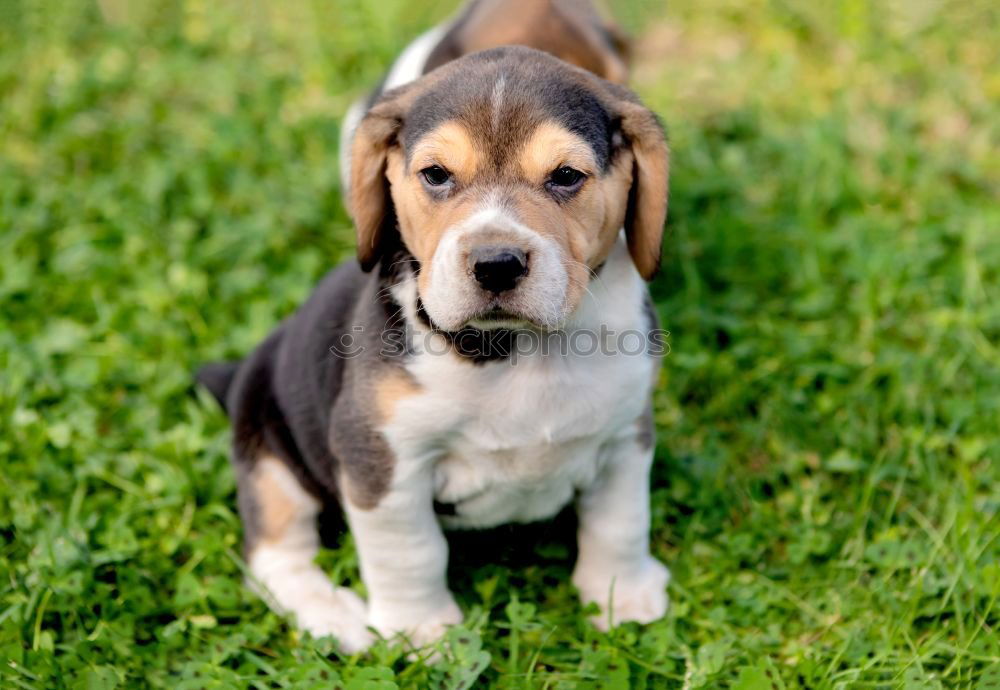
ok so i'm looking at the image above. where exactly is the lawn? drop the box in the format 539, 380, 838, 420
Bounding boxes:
1, 0, 999, 687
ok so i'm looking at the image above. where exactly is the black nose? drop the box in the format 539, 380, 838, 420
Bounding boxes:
469, 247, 528, 294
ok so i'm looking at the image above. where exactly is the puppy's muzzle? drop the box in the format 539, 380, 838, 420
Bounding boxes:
469, 247, 528, 294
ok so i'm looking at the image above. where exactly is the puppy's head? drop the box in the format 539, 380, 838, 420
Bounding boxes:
350, 47, 668, 332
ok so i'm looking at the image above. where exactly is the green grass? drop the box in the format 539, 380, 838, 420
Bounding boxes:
2, 0, 999, 687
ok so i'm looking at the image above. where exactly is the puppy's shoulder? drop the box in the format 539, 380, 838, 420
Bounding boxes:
273, 259, 386, 405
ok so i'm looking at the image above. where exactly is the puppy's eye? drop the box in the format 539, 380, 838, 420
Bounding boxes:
421, 165, 452, 186
548, 166, 585, 190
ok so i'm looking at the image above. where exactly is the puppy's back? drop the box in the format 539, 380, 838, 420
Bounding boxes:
425, 0, 630, 84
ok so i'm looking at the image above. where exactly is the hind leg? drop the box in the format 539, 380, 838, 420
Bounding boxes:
239, 454, 374, 652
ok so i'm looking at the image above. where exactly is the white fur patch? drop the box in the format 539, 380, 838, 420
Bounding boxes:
338, 98, 367, 200
571, 442, 670, 630
383, 25, 449, 91
342, 465, 463, 647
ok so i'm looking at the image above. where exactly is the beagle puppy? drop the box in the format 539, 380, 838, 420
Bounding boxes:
198, 0, 670, 653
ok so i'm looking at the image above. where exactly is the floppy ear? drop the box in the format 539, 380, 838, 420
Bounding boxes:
616, 100, 669, 281
348, 90, 410, 272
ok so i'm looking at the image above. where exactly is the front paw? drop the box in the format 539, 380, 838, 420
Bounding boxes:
369, 595, 463, 649
573, 557, 670, 631
296, 587, 375, 654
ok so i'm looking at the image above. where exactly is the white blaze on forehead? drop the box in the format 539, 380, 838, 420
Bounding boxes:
491, 74, 507, 133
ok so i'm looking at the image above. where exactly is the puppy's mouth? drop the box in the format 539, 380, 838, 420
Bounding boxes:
466, 306, 532, 331
416, 298, 536, 333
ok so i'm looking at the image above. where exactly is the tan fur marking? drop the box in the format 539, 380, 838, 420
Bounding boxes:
385, 143, 479, 299
594, 150, 636, 261
505, 121, 635, 313
410, 121, 480, 183
252, 457, 300, 542
518, 122, 598, 183
374, 367, 422, 424
350, 100, 405, 270
618, 102, 670, 280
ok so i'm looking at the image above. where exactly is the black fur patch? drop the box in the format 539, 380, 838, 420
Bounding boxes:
416, 298, 516, 363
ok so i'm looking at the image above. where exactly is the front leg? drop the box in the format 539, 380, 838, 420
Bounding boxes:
342, 464, 462, 648
240, 455, 373, 653
572, 419, 669, 630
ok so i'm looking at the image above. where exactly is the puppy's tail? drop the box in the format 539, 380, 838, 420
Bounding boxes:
196, 361, 240, 413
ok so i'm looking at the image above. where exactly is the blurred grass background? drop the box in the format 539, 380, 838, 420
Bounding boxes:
1, 0, 999, 687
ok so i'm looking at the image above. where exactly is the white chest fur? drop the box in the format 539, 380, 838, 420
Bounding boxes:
380, 240, 657, 529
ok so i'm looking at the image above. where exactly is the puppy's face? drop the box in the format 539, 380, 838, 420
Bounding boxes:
386, 115, 632, 331
351, 47, 668, 331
